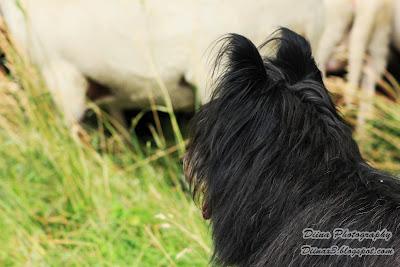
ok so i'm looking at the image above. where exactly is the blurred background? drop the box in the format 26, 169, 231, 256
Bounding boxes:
0, 0, 399, 266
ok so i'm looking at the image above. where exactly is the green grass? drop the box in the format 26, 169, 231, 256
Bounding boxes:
0, 28, 399, 267
0, 32, 210, 266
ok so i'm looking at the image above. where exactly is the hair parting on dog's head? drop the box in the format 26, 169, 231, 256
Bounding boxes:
185, 27, 400, 266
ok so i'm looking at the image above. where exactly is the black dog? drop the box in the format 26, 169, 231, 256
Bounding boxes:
184, 28, 400, 266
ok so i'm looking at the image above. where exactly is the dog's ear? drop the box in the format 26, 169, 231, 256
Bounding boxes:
210, 33, 269, 99
269, 27, 323, 85
211, 28, 324, 100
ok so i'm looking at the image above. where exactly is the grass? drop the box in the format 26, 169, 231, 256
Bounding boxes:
0, 27, 399, 267
326, 77, 400, 174
0, 32, 210, 266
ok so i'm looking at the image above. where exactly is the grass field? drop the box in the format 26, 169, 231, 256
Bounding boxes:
0, 33, 210, 266
0, 29, 399, 266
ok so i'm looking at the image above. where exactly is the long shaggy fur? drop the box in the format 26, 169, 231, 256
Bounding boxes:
184, 28, 400, 266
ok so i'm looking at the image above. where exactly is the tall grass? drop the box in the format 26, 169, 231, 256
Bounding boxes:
0, 31, 210, 266
0, 26, 399, 267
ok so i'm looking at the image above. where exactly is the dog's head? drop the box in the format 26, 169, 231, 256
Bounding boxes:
184, 28, 362, 266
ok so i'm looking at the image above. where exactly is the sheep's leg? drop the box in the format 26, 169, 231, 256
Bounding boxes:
356, 0, 392, 136
185, 61, 211, 108
41, 59, 87, 124
347, 0, 378, 107
315, 0, 353, 76
164, 80, 195, 112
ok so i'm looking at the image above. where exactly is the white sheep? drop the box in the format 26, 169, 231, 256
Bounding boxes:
0, 0, 351, 123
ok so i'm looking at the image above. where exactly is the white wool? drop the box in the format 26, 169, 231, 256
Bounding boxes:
0, 0, 350, 122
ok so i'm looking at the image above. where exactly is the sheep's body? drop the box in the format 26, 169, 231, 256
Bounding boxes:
0, 0, 350, 122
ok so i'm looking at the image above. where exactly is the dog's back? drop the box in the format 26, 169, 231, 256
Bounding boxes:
185, 28, 400, 266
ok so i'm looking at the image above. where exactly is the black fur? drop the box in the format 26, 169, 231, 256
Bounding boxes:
184, 28, 400, 266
